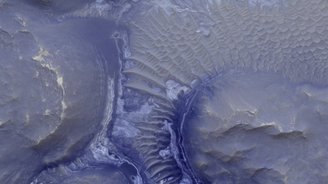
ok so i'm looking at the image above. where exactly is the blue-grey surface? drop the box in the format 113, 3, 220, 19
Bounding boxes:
0, 0, 328, 184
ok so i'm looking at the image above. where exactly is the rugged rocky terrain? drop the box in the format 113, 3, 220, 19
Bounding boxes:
1, 0, 328, 183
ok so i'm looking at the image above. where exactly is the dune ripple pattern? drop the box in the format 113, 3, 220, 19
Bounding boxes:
113, 0, 328, 183
1, 0, 328, 184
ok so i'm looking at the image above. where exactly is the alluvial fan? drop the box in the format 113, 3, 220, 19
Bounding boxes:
110, 0, 328, 183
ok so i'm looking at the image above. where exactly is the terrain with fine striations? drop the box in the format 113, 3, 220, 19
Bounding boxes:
0, 0, 328, 184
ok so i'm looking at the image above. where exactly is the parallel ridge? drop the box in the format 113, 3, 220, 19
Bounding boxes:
128, 0, 328, 86
120, 0, 328, 183
135, 119, 182, 183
